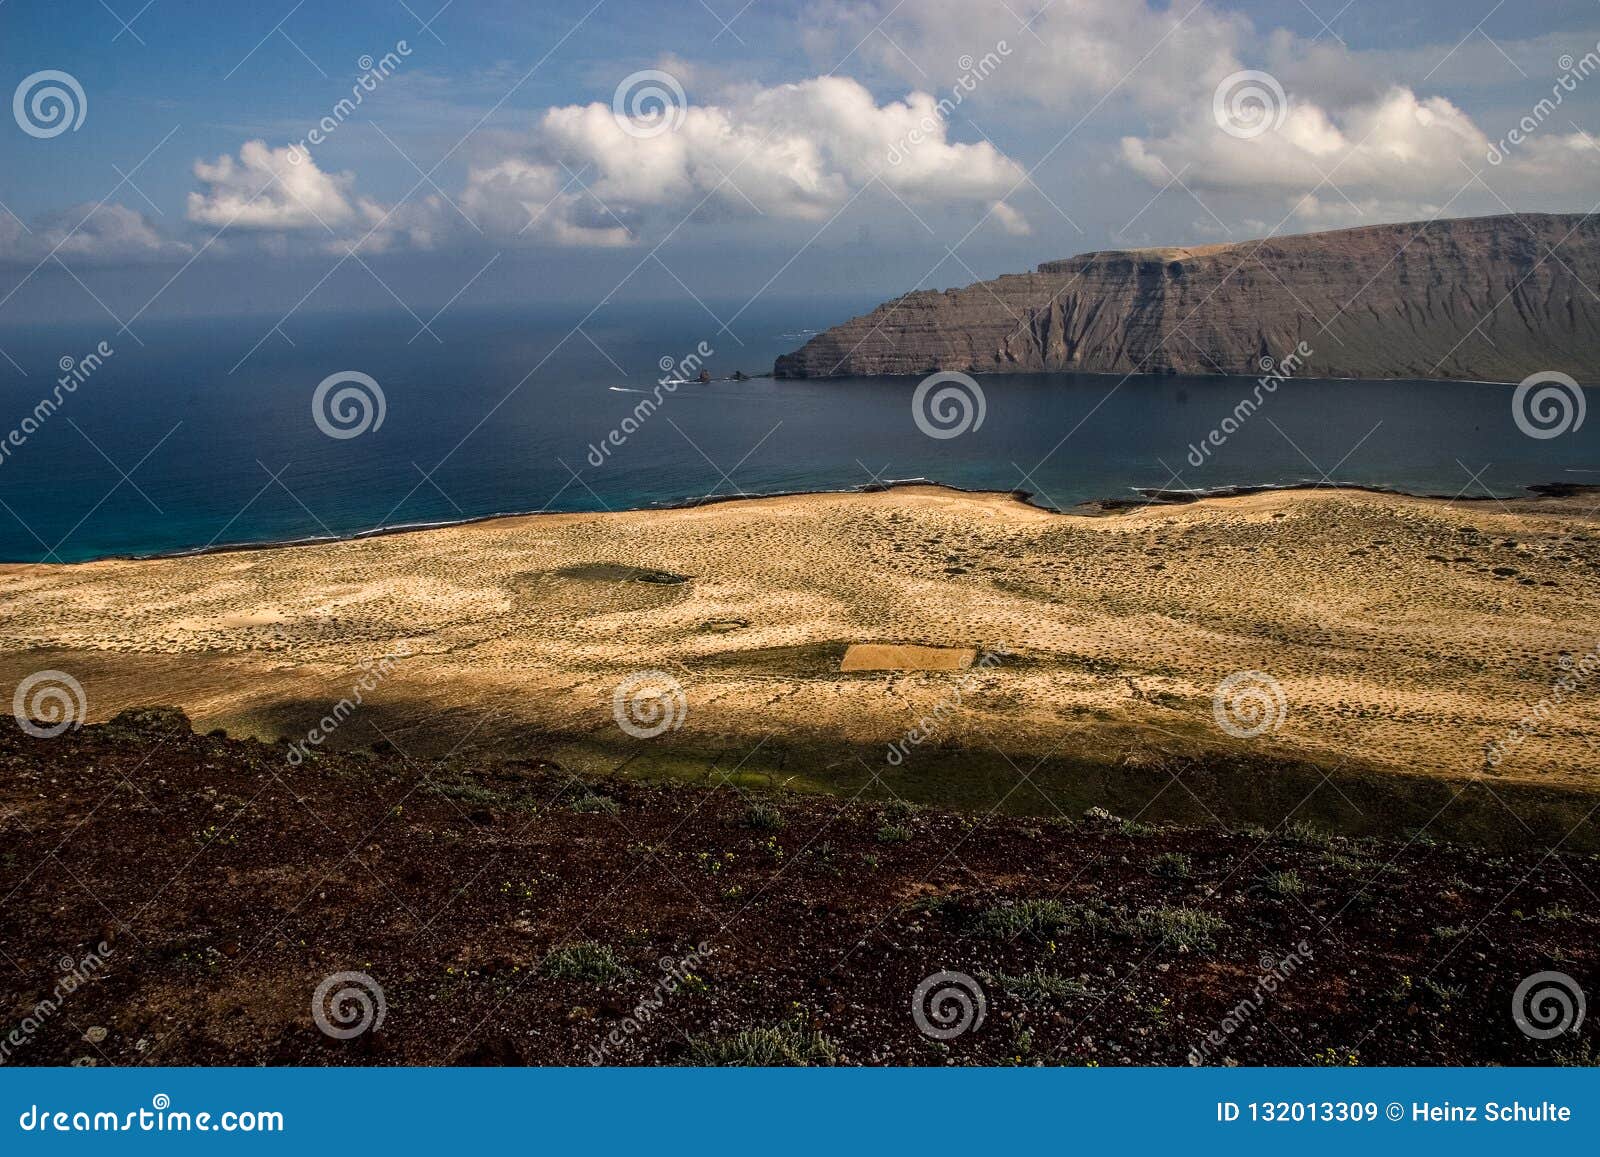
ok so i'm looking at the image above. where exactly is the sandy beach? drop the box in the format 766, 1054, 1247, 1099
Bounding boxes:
4, 484, 1599, 837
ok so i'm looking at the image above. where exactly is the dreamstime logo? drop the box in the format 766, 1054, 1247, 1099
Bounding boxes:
13, 70, 86, 139
588, 942, 716, 1064
1189, 940, 1312, 1065
16, 1094, 282, 1133
312, 371, 386, 440
886, 650, 1003, 765
612, 70, 687, 139
285, 646, 411, 766
286, 40, 412, 164
1488, 43, 1600, 164
311, 971, 386, 1040
1511, 371, 1586, 439
886, 39, 1012, 165
912, 371, 986, 439
1512, 970, 1586, 1040
1486, 639, 1600, 768
0, 941, 114, 1064
1212, 670, 1287, 739
12, 671, 86, 739
1187, 341, 1312, 467
586, 340, 714, 468
611, 670, 688, 739
911, 970, 986, 1040
0, 340, 113, 474
1212, 70, 1287, 139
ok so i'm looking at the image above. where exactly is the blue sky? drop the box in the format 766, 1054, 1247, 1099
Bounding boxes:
3, 0, 1599, 327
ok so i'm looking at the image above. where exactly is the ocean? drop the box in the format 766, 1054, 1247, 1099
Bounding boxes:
0, 301, 1595, 563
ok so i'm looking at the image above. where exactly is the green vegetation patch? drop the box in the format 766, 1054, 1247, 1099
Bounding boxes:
972, 898, 1102, 939
1131, 906, 1226, 952
974, 896, 1225, 952
687, 1018, 839, 1066
741, 801, 786, 831
994, 969, 1097, 1004
1262, 869, 1306, 897
541, 941, 630, 983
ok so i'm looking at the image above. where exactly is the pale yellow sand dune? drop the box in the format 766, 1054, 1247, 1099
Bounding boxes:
2, 485, 1598, 791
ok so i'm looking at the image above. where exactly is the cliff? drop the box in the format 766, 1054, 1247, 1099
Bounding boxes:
773, 213, 1600, 381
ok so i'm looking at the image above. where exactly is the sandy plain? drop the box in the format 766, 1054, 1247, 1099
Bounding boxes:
3, 484, 1598, 841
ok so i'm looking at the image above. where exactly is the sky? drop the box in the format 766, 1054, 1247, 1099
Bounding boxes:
2, 0, 1599, 331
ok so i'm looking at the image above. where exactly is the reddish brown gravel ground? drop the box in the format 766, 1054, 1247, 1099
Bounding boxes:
1, 710, 1595, 1067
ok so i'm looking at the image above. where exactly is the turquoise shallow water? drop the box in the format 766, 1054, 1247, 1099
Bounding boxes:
0, 302, 1595, 563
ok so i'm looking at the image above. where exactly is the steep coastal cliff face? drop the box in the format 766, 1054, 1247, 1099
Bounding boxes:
773, 214, 1600, 381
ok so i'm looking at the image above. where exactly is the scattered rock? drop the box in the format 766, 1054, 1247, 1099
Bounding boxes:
108, 707, 192, 735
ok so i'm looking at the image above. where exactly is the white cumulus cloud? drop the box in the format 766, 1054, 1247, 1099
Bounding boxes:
0, 202, 190, 266
461, 75, 1028, 244
186, 140, 379, 232
177, 77, 1029, 253
1121, 87, 1600, 222
819, 0, 1600, 229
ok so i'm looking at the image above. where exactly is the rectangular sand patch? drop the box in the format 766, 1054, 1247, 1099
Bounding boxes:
839, 644, 977, 672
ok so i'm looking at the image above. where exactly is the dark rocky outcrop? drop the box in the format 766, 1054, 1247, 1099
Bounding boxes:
107, 705, 193, 734
774, 213, 1600, 382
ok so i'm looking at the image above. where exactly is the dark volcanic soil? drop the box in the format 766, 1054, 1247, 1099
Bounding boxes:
1, 710, 1596, 1067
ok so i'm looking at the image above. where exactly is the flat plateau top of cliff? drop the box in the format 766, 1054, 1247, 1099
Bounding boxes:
1036, 212, 1592, 271
1043, 240, 1237, 266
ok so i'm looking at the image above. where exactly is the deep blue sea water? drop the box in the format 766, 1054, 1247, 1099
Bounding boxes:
0, 302, 1596, 563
